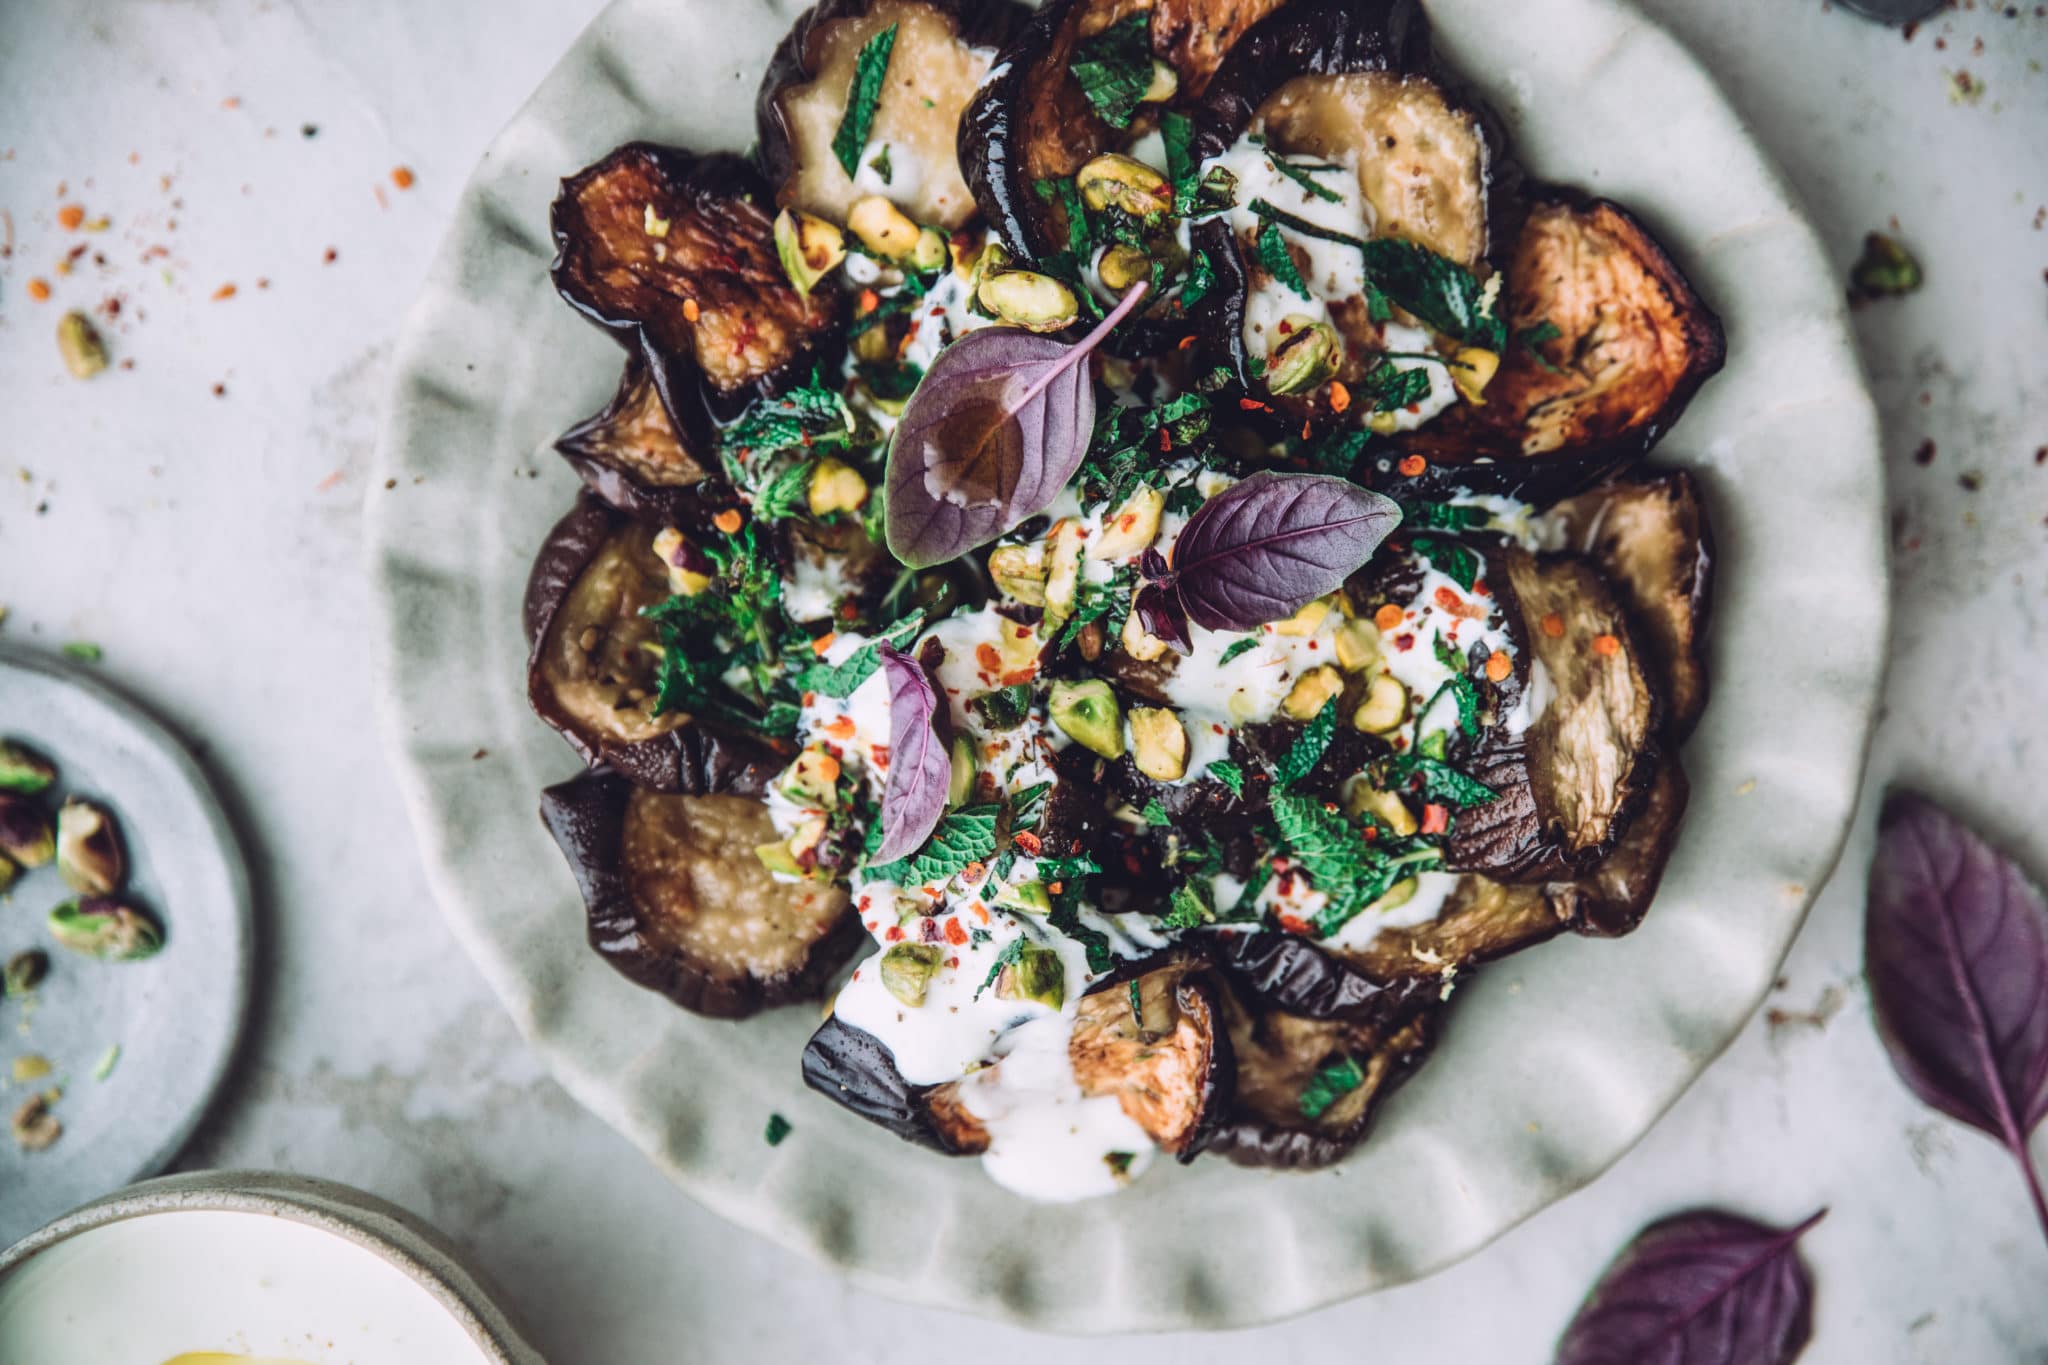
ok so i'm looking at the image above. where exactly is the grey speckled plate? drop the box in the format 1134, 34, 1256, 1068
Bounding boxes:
0, 647, 253, 1247
367, 0, 1886, 1333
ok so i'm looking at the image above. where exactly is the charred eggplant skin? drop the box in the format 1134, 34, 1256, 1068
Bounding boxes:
524, 497, 791, 793
542, 767, 862, 1018
757, 0, 1028, 229
1187, 0, 1430, 146
550, 143, 843, 452
1378, 188, 1726, 502
554, 359, 741, 533
802, 1014, 985, 1153
1208, 928, 1439, 1024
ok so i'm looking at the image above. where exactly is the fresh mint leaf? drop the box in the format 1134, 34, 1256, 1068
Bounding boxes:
1161, 879, 1214, 930
832, 24, 899, 178
793, 611, 926, 697
974, 683, 1034, 731
1360, 238, 1505, 350
1264, 150, 1344, 204
1068, 15, 1152, 130
1389, 754, 1497, 808
1049, 898, 1115, 973
1401, 500, 1488, 531
976, 936, 1029, 1000
1274, 699, 1338, 787
1180, 246, 1216, 308
1256, 220, 1312, 299
1143, 799, 1171, 827
1358, 358, 1435, 414
1219, 637, 1260, 665
1208, 760, 1246, 796
1162, 110, 1200, 216
1411, 533, 1480, 591
868, 143, 893, 185
1516, 320, 1563, 373
1247, 197, 1368, 251
1009, 780, 1052, 832
866, 803, 1000, 886
1298, 1056, 1365, 1119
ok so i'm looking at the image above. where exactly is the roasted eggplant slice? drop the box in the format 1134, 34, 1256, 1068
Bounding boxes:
524, 497, 791, 792
758, 0, 1025, 231
555, 359, 738, 531
1551, 755, 1690, 937
1067, 957, 1235, 1158
802, 1013, 990, 1152
1209, 981, 1437, 1169
808, 959, 1230, 1159
1382, 190, 1726, 500
1446, 544, 1659, 881
1546, 469, 1715, 742
1209, 927, 1440, 1023
961, 0, 1290, 265
551, 143, 843, 448
543, 768, 861, 1019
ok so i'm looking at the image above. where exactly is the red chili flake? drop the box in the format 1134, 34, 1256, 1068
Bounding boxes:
391, 165, 416, 190
943, 918, 969, 946
1238, 397, 1272, 412
884, 925, 905, 942
1278, 914, 1312, 936
1159, 427, 1173, 452
1433, 585, 1488, 621
975, 642, 1003, 674
1014, 831, 1042, 855
1472, 578, 1491, 598
1912, 438, 1936, 466
57, 204, 85, 230
1048, 881, 1065, 895
1540, 611, 1566, 638
212, 283, 237, 301
1591, 633, 1621, 657
1420, 804, 1450, 835
1177, 334, 1197, 350
947, 956, 960, 969
963, 861, 986, 882
1397, 454, 1427, 477
1394, 632, 1416, 652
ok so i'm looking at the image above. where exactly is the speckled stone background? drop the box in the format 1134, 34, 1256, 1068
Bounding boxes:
0, 1, 2043, 1360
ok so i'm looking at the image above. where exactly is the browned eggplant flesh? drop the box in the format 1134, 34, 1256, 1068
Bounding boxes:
551, 143, 842, 412
555, 359, 737, 530
758, 0, 1025, 231
1210, 976, 1438, 1168
544, 769, 861, 1019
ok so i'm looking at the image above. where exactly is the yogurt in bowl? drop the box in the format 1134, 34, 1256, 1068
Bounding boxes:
0, 1173, 541, 1364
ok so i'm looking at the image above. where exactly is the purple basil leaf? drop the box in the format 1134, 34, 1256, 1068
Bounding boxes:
872, 644, 950, 864
1556, 1208, 1825, 1365
1867, 789, 2048, 1239
883, 283, 1150, 569
1165, 470, 1401, 631
1132, 580, 1190, 653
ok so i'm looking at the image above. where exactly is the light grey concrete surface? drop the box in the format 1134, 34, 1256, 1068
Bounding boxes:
0, 2, 2043, 1360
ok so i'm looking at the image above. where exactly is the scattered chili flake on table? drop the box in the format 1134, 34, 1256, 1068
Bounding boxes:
26, 278, 51, 301
56, 204, 84, 230
390, 165, 416, 190
1912, 438, 1936, 466
323, 247, 338, 264
211, 283, 237, 301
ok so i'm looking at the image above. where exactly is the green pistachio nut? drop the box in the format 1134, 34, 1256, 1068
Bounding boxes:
996, 943, 1066, 1009
774, 208, 847, 296
1096, 244, 1155, 296
48, 898, 164, 962
1049, 679, 1124, 759
947, 735, 978, 808
1265, 315, 1343, 395
1075, 154, 1171, 219
879, 942, 944, 1007
0, 795, 54, 870
993, 879, 1052, 915
906, 225, 950, 275
56, 798, 125, 896
0, 741, 57, 794
977, 269, 1079, 333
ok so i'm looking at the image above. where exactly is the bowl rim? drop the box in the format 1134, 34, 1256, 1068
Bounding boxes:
0, 1170, 546, 1365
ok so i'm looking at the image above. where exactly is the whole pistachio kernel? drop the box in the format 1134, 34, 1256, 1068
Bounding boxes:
3, 948, 49, 997
879, 943, 943, 1007
0, 740, 58, 794
48, 898, 164, 962
11, 1093, 60, 1152
977, 269, 1080, 333
57, 310, 109, 379
56, 797, 126, 897
1265, 316, 1342, 395
1075, 154, 1170, 219
0, 794, 55, 870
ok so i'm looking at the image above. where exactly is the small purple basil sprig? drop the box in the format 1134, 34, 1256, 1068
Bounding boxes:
883, 282, 1150, 570
871, 643, 951, 864
1134, 470, 1402, 648
1866, 789, 2048, 1243
1555, 1209, 1824, 1365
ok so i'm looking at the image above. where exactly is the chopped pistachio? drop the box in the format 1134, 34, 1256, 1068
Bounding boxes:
0, 795, 55, 869
1049, 679, 1124, 759
1272, 597, 1332, 638
93, 1044, 121, 1081
996, 942, 1065, 1009
993, 880, 1052, 915
57, 310, 109, 379
1128, 707, 1188, 782
846, 195, 922, 259
879, 943, 943, 1007
977, 269, 1080, 332
11, 1054, 51, 1084
1450, 347, 1500, 404
988, 545, 1048, 605
11, 1093, 59, 1152
807, 456, 869, 517
1282, 665, 1344, 721
1351, 673, 1409, 734
1076, 154, 1170, 218
1088, 485, 1164, 561
1265, 317, 1342, 395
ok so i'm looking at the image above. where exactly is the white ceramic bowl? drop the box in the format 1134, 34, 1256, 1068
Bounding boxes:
0, 1172, 545, 1363
368, 0, 1886, 1331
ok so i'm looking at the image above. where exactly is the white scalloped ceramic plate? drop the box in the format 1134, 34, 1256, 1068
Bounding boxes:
368, 0, 1884, 1332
